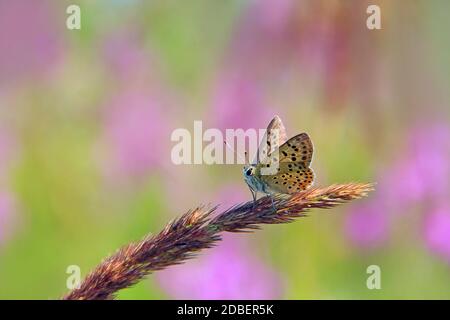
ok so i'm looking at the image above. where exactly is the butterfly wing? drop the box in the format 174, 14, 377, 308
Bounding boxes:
260, 132, 314, 194
277, 133, 313, 165
260, 163, 314, 194
253, 115, 287, 164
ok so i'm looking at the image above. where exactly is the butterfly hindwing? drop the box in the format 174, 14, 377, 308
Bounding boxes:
258, 132, 314, 194
260, 163, 314, 194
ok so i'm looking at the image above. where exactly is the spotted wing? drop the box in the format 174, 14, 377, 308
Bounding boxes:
260, 132, 314, 194
277, 133, 313, 166
260, 163, 314, 194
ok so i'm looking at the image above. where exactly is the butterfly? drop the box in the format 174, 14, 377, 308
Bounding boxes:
243, 116, 315, 208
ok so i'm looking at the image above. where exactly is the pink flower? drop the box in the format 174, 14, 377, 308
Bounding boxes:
0, 127, 19, 245
250, 0, 295, 36
101, 31, 150, 81
210, 71, 276, 131
214, 184, 248, 210
0, 192, 16, 245
345, 203, 388, 249
156, 235, 282, 299
345, 121, 450, 256
381, 122, 450, 210
101, 90, 171, 178
0, 0, 62, 86
424, 205, 450, 263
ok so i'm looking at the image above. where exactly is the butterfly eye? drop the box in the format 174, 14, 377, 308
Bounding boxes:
246, 168, 253, 176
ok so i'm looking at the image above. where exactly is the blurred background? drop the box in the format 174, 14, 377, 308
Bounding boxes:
0, 0, 450, 299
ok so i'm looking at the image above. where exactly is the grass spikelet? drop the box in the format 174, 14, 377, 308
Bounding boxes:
63, 183, 374, 300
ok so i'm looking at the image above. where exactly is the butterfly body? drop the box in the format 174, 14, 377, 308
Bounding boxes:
243, 116, 315, 204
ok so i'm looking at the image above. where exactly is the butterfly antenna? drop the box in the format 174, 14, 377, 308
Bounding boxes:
223, 140, 246, 164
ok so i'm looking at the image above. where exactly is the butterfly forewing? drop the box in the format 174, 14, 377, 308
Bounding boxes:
254, 116, 287, 165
